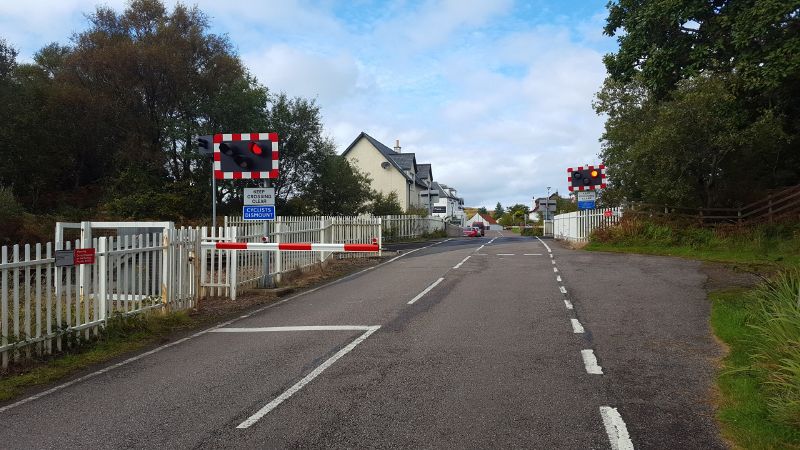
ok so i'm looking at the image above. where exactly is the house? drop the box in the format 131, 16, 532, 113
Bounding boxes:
429, 182, 465, 225
342, 132, 430, 210
465, 212, 501, 230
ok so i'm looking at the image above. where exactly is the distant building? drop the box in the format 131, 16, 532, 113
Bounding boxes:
430, 182, 465, 225
532, 193, 559, 220
343, 132, 464, 218
465, 212, 501, 230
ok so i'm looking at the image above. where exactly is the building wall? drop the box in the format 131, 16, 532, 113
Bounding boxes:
345, 139, 411, 209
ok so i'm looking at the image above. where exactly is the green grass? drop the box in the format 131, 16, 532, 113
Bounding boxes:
711, 287, 800, 449
587, 217, 800, 448
586, 219, 800, 268
0, 312, 198, 402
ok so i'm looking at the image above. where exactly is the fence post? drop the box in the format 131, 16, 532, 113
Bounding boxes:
79, 221, 92, 306
378, 218, 383, 257
230, 227, 238, 301
320, 219, 326, 263
161, 227, 171, 311
274, 219, 282, 285
97, 237, 108, 324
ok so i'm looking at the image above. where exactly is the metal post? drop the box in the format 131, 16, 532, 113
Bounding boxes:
260, 179, 273, 288
211, 166, 217, 230
79, 221, 92, 304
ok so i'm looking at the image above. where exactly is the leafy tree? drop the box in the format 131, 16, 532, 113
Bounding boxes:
302, 155, 372, 216
477, 207, 488, 215
599, 0, 799, 206
506, 204, 531, 225
493, 202, 504, 219
370, 192, 403, 216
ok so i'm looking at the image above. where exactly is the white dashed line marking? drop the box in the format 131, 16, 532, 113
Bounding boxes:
581, 349, 603, 374
477, 245, 485, 251
559, 286, 567, 294
453, 255, 471, 269
236, 326, 381, 428
475, 253, 488, 256
523, 253, 542, 256
564, 300, 573, 309
551, 260, 556, 265
408, 278, 445, 304
497, 253, 515, 256
553, 267, 558, 273
556, 275, 562, 282
571, 318, 585, 333
549, 254, 554, 259
600, 406, 634, 450
535, 236, 552, 253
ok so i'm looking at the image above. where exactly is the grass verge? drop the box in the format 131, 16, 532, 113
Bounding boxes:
586, 216, 800, 448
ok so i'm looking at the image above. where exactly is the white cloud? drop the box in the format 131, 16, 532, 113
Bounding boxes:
243, 45, 361, 106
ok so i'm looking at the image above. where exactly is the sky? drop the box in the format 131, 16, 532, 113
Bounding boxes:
0, 0, 617, 209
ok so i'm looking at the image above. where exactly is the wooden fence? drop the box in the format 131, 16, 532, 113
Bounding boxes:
626, 184, 800, 226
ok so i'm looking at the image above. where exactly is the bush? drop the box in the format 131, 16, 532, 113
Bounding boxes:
748, 270, 800, 427
520, 227, 542, 237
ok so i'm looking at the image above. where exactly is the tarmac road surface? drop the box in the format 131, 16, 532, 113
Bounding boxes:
0, 232, 725, 449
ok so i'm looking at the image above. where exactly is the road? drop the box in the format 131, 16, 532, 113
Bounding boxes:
0, 232, 725, 449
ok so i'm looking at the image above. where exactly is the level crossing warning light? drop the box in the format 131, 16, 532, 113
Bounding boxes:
567, 164, 606, 191
214, 133, 279, 179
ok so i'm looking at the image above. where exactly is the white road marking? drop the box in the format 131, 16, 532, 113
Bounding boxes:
556, 275, 562, 282
571, 318, 585, 333
477, 245, 485, 251
551, 260, 556, 265
408, 278, 445, 304
474, 253, 488, 256
535, 236, 552, 253
549, 254, 553, 259
211, 326, 374, 333
523, 253, 541, 256
600, 406, 635, 450
553, 267, 558, 273
236, 326, 380, 429
559, 286, 567, 294
581, 349, 603, 374
0, 237, 432, 414
497, 253, 515, 256
564, 300, 573, 309
453, 255, 471, 269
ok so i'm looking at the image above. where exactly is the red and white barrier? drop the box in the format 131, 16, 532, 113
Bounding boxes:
202, 241, 380, 252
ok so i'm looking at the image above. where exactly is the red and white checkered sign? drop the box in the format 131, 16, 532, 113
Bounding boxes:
213, 132, 279, 180
567, 164, 607, 192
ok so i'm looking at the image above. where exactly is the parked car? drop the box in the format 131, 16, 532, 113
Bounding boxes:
472, 221, 486, 236
462, 227, 480, 237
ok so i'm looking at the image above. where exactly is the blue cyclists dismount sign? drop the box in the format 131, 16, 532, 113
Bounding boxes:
576, 191, 597, 210
243, 206, 275, 221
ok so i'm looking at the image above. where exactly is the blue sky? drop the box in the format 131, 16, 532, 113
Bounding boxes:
1, 0, 616, 209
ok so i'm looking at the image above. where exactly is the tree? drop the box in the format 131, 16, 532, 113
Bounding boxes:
477, 207, 488, 215
493, 202, 504, 219
506, 204, 531, 226
599, 0, 799, 206
370, 192, 403, 216
302, 155, 372, 216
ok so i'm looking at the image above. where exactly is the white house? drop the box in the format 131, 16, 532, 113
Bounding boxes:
342, 132, 429, 210
429, 182, 465, 225
465, 212, 501, 230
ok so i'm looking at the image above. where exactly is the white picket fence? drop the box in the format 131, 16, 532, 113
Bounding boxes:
552, 207, 624, 242
381, 215, 445, 240
0, 228, 196, 368
0, 214, 441, 366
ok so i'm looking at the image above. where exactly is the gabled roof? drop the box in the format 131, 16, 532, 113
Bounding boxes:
389, 153, 416, 172
342, 132, 415, 184
417, 164, 432, 182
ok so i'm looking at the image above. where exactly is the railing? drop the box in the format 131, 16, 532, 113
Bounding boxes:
0, 228, 196, 368
626, 184, 800, 225
552, 208, 624, 242
381, 215, 445, 240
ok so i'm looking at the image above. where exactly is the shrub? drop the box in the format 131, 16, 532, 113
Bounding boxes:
748, 270, 800, 426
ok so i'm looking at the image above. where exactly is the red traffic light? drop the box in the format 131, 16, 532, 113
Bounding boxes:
249, 141, 263, 155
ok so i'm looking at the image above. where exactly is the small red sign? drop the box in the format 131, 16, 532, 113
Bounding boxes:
73, 248, 96, 265
604, 209, 613, 218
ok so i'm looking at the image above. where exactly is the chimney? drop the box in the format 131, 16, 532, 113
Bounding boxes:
394, 139, 401, 153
